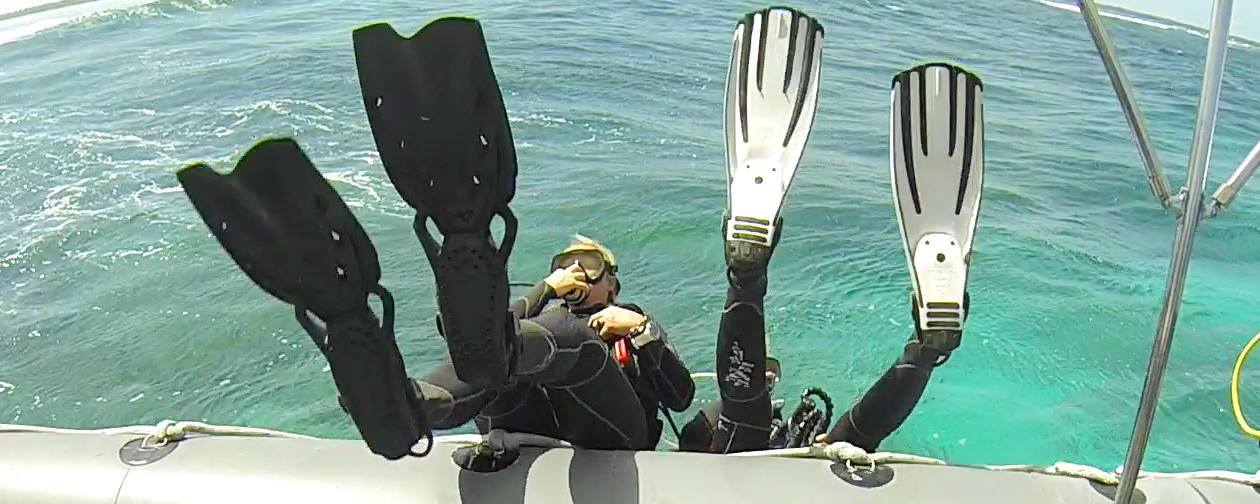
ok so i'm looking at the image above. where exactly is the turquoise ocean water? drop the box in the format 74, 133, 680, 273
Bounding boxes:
1, 0, 1259, 473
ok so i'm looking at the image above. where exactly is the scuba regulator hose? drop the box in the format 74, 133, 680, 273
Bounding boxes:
1231, 331, 1260, 439
769, 387, 835, 449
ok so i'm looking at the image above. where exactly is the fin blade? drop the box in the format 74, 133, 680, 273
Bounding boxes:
890, 63, 985, 334
178, 138, 381, 318
724, 7, 824, 249
353, 18, 517, 234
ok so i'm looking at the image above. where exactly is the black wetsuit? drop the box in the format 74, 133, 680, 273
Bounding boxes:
679, 263, 948, 453
413, 282, 694, 450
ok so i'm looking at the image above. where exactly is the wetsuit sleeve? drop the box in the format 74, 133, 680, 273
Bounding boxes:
632, 321, 695, 412
509, 281, 556, 319
824, 336, 943, 451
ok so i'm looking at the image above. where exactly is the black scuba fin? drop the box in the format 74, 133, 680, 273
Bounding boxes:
177, 138, 432, 459
353, 18, 519, 388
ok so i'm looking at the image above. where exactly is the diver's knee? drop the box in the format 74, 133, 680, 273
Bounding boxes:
678, 411, 715, 452
414, 379, 460, 428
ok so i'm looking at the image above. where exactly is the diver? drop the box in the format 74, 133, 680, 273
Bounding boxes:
678, 7, 986, 454
177, 17, 693, 460
412, 235, 695, 453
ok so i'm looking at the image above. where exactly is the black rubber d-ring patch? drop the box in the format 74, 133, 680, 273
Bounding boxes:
1089, 480, 1146, 504
119, 436, 178, 466
830, 462, 895, 488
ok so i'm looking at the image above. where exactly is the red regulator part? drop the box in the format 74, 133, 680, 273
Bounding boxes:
613, 338, 632, 367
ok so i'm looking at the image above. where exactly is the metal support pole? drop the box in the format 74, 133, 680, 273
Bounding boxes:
1113, 1, 1233, 502
1209, 140, 1260, 216
1076, 0, 1176, 209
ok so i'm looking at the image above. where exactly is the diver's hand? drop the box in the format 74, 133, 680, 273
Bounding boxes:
544, 263, 589, 299
588, 305, 647, 341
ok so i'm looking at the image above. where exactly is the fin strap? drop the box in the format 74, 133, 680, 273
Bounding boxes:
293, 284, 395, 351
413, 205, 518, 265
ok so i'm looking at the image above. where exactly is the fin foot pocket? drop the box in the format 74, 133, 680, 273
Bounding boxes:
355, 17, 519, 387
723, 215, 782, 271
910, 292, 969, 357
909, 232, 966, 331
415, 215, 519, 387
298, 287, 434, 460
177, 139, 431, 459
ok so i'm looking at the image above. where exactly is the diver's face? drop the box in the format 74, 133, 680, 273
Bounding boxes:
575, 274, 616, 308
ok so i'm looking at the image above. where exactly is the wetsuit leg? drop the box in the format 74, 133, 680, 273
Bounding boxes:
475, 382, 563, 438
509, 311, 651, 450
414, 358, 563, 438
711, 266, 772, 453
412, 358, 497, 430
825, 337, 944, 451
679, 402, 721, 452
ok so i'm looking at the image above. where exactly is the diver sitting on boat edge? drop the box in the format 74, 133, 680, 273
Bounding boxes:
412, 234, 695, 459
177, 17, 696, 460
357, 16, 696, 456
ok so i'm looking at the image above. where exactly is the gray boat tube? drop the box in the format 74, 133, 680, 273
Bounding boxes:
2, 423, 1259, 504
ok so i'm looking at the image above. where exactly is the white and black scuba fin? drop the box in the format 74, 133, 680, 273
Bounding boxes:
890, 63, 984, 341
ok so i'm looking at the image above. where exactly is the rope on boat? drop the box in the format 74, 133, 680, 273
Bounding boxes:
692, 370, 1260, 486
0, 422, 566, 452
5, 421, 1260, 487
0, 420, 316, 445
144, 420, 319, 446
731, 440, 1260, 487
439, 430, 573, 450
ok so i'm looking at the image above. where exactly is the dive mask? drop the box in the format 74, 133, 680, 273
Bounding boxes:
766, 355, 782, 392
550, 249, 618, 304
550, 236, 618, 304
550, 249, 615, 282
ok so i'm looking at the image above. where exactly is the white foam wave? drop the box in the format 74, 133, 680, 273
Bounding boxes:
1105, 12, 1174, 31
1036, 0, 1169, 29
508, 112, 570, 126
75, 130, 180, 151
324, 170, 381, 202
1173, 28, 1253, 48
0, 0, 76, 17
1036, 0, 1077, 13
220, 98, 340, 132
144, 185, 183, 195
0, 0, 161, 46
1034, 0, 1256, 49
